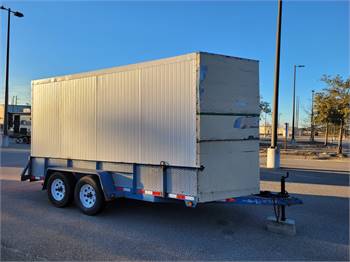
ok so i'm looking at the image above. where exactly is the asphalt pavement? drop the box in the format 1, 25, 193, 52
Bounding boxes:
1, 143, 349, 261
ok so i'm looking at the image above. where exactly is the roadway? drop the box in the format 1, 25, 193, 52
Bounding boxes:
1, 143, 349, 260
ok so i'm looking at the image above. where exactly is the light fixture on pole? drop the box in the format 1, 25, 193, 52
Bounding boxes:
291, 64, 305, 143
0, 6, 24, 147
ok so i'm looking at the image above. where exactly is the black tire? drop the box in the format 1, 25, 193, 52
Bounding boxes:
47, 172, 75, 207
74, 175, 105, 215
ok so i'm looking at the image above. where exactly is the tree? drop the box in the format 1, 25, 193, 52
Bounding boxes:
318, 75, 350, 154
314, 93, 335, 145
259, 99, 271, 137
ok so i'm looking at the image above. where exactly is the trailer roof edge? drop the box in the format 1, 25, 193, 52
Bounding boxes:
32, 52, 258, 85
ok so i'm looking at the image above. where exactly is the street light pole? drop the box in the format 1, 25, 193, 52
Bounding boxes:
291, 64, 304, 143
267, 0, 283, 169
3, 8, 11, 138
291, 65, 305, 143
291, 65, 296, 142
310, 90, 315, 142
0, 6, 24, 147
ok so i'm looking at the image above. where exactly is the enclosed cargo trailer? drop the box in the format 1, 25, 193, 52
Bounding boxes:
22, 52, 296, 215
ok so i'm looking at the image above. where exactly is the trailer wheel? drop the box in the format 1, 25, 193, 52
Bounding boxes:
74, 175, 105, 215
47, 172, 75, 207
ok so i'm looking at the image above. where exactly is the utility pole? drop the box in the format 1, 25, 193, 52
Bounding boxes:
2, 7, 11, 146
284, 122, 288, 149
0, 6, 24, 147
310, 90, 315, 142
278, 113, 282, 128
291, 65, 305, 143
267, 0, 283, 169
296, 96, 299, 134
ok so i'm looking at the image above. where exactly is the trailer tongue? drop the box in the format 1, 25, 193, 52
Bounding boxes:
218, 173, 302, 223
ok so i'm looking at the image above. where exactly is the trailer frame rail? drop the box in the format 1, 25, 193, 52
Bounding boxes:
21, 158, 302, 221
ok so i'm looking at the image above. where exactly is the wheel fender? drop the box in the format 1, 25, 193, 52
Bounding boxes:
96, 171, 115, 201
43, 169, 55, 190
43, 169, 77, 190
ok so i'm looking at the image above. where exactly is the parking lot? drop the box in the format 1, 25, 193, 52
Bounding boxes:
1, 143, 349, 261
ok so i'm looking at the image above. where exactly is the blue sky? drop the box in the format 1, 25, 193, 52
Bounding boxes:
0, 0, 348, 126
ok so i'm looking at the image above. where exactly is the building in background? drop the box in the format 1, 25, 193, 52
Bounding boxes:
0, 104, 31, 135
259, 123, 304, 138
259, 124, 272, 137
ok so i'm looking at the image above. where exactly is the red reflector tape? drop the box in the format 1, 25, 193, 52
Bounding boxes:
152, 191, 162, 197
177, 194, 186, 200
168, 193, 195, 201
137, 189, 162, 197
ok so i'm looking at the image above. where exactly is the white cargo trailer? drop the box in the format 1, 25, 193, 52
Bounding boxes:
22, 52, 267, 215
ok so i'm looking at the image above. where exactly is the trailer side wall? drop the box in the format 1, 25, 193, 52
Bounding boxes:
32, 54, 198, 168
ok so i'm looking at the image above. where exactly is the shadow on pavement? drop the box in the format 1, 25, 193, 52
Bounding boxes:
1, 179, 349, 260
0, 145, 30, 168
261, 167, 349, 187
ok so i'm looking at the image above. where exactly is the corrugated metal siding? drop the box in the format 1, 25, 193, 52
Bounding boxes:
71, 160, 97, 170
139, 61, 196, 166
32, 54, 197, 167
166, 168, 197, 195
136, 165, 163, 192
102, 162, 133, 173
32, 77, 97, 159
60, 77, 97, 160
96, 70, 141, 163
31, 82, 61, 157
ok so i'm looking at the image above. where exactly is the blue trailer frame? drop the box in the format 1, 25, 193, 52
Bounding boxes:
21, 157, 302, 221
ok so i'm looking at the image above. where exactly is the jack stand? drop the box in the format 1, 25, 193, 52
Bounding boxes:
266, 172, 297, 236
